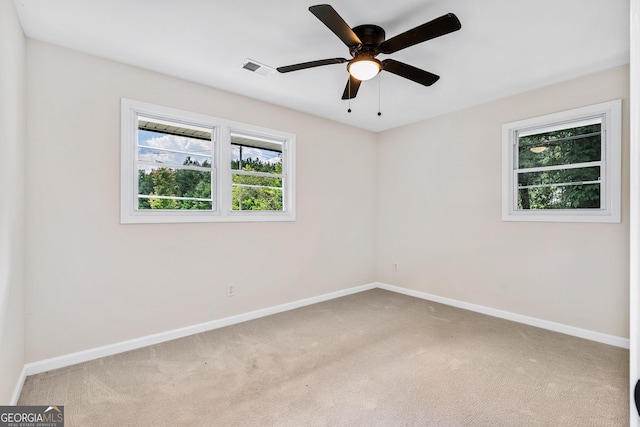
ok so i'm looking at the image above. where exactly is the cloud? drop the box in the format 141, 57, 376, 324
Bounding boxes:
138, 131, 282, 168
139, 131, 212, 167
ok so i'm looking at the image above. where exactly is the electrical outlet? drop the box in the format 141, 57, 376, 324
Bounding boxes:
227, 284, 235, 297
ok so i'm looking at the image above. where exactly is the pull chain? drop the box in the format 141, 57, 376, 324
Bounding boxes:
345, 75, 382, 116
348, 77, 352, 113
377, 74, 382, 116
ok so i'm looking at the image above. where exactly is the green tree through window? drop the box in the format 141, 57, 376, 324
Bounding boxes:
230, 142, 284, 211
138, 158, 213, 210
122, 98, 296, 223
516, 123, 602, 210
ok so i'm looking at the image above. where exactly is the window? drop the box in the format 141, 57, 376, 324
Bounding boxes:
121, 99, 295, 223
502, 99, 621, 223
230, 133, 284, 211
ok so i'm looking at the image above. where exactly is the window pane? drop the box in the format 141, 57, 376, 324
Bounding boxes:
518, 124, 601, 169
232, 174, 282, 188
138, 128, 212, 166
518, 184, 600, 210
517, 166, 601, 210
138, 146, 211, 168
232, 185, 283, 211
231, 144, 282, 173
229, 134, 285, 212
138, 198, 213, 210
231, 172, 283, 211
138, 165, 212, 210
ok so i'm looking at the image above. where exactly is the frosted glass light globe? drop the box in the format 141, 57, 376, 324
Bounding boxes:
348, 59, 380, 81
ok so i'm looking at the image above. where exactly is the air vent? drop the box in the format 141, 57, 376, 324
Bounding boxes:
242, 59, 275, 77
243, 61, 260, 72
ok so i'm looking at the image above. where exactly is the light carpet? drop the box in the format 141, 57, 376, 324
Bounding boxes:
19, 289, 629, 426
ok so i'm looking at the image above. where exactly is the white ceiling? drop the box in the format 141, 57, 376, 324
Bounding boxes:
14, 0, 630, 132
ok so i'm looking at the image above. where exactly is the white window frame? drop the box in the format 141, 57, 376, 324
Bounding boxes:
502, 99, 622, 223
121, 98, 296, 224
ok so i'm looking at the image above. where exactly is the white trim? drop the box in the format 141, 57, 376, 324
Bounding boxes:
376, 282, 629, 349
502, 99, 622, 223
519, 116, 602, 137
10, 366, 27, 405
20, 282, 628, 380
630, 0, 640, 424
23, 283, 377, 376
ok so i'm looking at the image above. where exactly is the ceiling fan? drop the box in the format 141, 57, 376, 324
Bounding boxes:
277, 4, 462, 100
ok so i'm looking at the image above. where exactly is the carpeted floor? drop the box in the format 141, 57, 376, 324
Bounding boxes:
19, 289, 629, 426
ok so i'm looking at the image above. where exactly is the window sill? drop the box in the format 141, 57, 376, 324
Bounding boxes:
502, 210, 620, 223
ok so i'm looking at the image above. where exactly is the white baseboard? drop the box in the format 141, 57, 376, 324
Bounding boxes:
23, 283, 377, 376
10, 366, 27, 405
21, 280, 628, 382
376, 282, 630, 349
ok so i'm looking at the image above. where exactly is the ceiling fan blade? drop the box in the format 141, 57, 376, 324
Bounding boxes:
341, 75, 362, 99
379, 13, 461, 54
277, 58, 349, 73
309, 4, 362, 47
382, 59, 440, 86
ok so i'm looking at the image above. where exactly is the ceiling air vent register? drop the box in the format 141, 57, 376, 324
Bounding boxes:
242, 59, 275, 77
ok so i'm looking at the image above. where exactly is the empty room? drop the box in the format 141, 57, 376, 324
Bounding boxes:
1, 0, 638, 425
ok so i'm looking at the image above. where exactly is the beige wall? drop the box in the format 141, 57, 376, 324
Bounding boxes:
24, 41, 378, 362
0, 0, 26, 403
377, 65, 630, 338
19, 38, 630, 365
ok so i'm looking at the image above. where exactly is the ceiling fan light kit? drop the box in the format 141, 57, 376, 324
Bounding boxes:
276, 4, 461, 101
348, 56, 381, 81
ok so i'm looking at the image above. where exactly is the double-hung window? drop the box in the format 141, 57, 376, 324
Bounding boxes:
502, 99, 621, 222
121, 98, 295, 223
230, 132, 285, 211
136, 117, 215, 211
